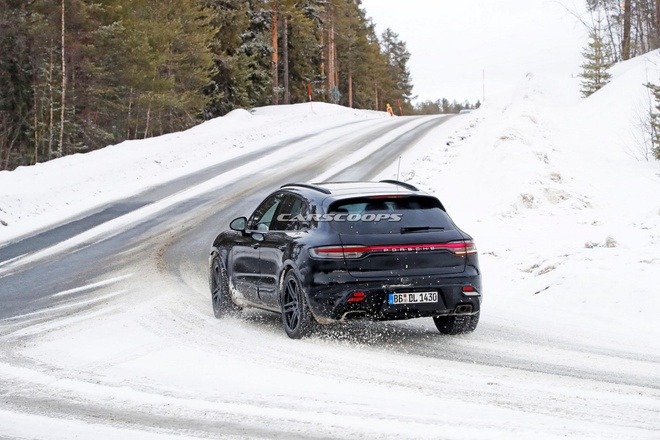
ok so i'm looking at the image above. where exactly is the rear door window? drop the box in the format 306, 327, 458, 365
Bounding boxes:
270, 194, 309, 231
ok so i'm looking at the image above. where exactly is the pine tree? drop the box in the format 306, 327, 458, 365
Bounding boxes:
278, 0, 324, 105
86, 0, 215, 139
380, 28, 415, 113
644, 81, 660, 160
0, 0, 33, 169
579, 25, 613, 98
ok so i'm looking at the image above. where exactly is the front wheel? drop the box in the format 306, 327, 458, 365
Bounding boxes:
433, 312, 479, 335
280, 271, 314, 339
210, 256, 240, 318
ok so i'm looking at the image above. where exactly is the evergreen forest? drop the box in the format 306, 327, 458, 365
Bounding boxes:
5, 1, 660, 170
0, 0, 418, 170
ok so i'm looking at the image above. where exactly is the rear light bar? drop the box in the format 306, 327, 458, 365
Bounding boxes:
310, 241, 477, 259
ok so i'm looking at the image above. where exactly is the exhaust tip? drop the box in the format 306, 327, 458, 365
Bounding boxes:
455, 304, 473, 314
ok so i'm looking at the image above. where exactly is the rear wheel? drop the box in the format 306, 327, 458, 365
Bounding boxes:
280, 271, 314, 339
433, 312, 479, 335
210, 256, 240, 318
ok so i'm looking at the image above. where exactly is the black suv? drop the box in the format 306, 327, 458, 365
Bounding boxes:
209, 180, 482, 339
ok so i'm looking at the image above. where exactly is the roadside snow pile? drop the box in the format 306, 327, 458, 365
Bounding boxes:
380, 53, 660, 350
0, 103, 387, 243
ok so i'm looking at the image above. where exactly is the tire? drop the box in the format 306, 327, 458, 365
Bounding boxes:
433, 312, 479, 335
280, 271, 314, 339
210, 256, 240, 318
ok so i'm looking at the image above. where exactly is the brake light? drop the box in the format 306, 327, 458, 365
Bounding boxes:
309, 241, 477, 259
309, 245, 369, 259
454, 241, 477, 255
367, 195, 408, 199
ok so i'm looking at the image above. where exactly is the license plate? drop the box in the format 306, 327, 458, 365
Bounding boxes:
388, 291, 438, 305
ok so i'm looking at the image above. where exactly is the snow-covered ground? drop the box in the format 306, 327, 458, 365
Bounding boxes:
1, 52, 660, 438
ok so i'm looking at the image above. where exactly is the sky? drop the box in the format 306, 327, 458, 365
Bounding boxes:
360, 0, 589, 104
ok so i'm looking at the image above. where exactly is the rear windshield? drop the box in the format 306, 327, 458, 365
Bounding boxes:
327, 196, 455, 234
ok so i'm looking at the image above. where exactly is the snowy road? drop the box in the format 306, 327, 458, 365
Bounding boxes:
1, 106, 659, 439
0, 115, 444, 318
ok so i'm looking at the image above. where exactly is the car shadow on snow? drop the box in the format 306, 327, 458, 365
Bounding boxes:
232, 308, 478, 357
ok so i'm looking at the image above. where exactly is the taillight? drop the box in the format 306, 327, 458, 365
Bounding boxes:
454, 241, 477, 255
309, 245, 369, 259
310, 241, 476, 259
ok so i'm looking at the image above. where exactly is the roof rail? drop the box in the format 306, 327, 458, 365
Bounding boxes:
379, 179, 419, 191
280, 182, 331, 194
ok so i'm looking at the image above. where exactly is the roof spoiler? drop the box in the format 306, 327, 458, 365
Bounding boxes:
280, 183, 331, 194
379, 179, 419, 191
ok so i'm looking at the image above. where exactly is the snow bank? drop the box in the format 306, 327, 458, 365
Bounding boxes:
379, 53, 660, 350
0, 103, 387, 243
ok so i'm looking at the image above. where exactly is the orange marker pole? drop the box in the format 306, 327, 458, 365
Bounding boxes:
307, 84, 314, 112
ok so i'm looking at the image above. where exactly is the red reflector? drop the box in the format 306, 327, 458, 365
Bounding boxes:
462, 286, 475, 292
347, 292, 366, 303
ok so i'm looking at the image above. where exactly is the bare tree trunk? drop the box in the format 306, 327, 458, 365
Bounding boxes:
637, 7, 646, 54
655, 0, 660, 49
348, 70, 353, 108
33, 91, 38, 165
58, 0, 66, 157
127, 88, 133, 139
1, 115, 22, 170
328, 20, 335, 92
283, 13, 289, 104
48, 43, 54, 160
622, 0, 632, 60
334, 41, 339, 92
144, 104, 151, 139
271, 3, 279, 105
604, 12, 620, 62
320, 26, 326, 92
0, 115, 7, 170
327, 28, 332, 91
332, 26, 339, 95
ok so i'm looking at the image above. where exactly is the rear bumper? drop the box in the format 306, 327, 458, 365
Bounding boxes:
306, 272, 482, 323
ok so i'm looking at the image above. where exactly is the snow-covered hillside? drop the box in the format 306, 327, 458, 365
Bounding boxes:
379, 52, 660, 350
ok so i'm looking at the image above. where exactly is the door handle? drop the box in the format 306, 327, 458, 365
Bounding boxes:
252, 244, 260, 249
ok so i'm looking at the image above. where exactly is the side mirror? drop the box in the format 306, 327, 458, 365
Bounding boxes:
230, 217, 247, 232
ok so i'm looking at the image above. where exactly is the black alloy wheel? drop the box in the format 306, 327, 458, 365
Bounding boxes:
433, 312, 480, 335
210, 256, 239, 318
281, 271, 313, 339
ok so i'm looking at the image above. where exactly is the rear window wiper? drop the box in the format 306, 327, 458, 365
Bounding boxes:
400, 226, 445, 233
